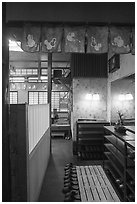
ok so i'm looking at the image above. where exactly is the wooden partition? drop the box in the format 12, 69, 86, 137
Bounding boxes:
28, 104, 49, 153
9, 104, 50, 201
28, 104, 50, 201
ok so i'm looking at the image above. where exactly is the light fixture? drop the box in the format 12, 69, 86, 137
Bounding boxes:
125, 93, 133, 100
85, 93, 93, 100
118, 93, 133, 101
92, 94, 100, 101
118, 94, 125, 101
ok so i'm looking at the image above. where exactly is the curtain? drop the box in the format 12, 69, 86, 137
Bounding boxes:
87, 26, 108, 53
8, 27, 23, 42
21, 24, 41, 52
109, 26, 131, 54
41, 26, 63, 52
64, 26, 85, 53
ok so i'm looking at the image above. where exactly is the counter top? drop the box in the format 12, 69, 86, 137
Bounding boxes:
126, 141, 135, 150
77, 120, 110, 124
104, 126, 135, 142
125, 126, 135, 134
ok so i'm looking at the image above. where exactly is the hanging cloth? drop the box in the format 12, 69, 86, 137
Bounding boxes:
131, 27, 135, 55
109, 26, 131, 54
64, 26, 85, 53
87, 26, 108, 53
21, 24, 41, 52
8, 27, 23, 42
41, 26, 63, 52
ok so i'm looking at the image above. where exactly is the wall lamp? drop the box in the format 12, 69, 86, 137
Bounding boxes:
85, 93, 100, 101
118, 93, 133, 101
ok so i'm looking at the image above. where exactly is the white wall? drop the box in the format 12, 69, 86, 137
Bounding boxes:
73, 77, 108, 140
108, 54, 135, 82
107, 53, 135, 121
111, 78, 135, 122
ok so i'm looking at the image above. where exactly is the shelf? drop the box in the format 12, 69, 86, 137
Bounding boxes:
79, 146, 103, 152
126, 182, 135, 194
126, 168, 135, 180
103, 126, 135, 202
104, 168, 124, 202
127, 157, 135, 168
106, 162, 121, 182
104, 152, 124, 178
78, 152, 103, 160
104, 135, 116, 146
104, 144, 124, 166
126, 195, 135, 202
104, 135, 125, 154
78, 138, 103, 142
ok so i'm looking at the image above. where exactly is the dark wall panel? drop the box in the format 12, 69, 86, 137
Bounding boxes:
71, 53, 108, 78
6, 2, 134, 24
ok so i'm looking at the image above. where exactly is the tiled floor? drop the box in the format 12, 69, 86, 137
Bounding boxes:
38, 138, 75, 202
38, 138, 103, 202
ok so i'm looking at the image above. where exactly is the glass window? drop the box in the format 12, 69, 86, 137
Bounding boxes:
10, 91, 18, 104
41, 69, 47, 75
29, 91, 47, 105
51, 92, 69, 112
22, 69, 27, 75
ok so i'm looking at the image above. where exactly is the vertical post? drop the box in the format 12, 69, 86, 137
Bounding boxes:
48, 53, 52, 153
38, 53, 41, 80
124, 142, 127, 201
2, 3, 11, 201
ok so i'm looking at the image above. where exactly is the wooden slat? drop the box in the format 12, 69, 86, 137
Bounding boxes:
80, 166, 94, 201
97, 165, 120, 202
76, 165, 120, 202
93, 165, 114, 202
76, 166, 87, 202
85, 166, 101, 202
89, 166, 108, 202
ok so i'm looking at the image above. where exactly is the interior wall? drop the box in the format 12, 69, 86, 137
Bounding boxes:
108, 54, 135, 82
107, 53, 135, 122
111, 78, 135, 122
10, 83, 68, 104
72, 77, 107, 140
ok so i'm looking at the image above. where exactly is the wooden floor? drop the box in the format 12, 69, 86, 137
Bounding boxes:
76, 165, 120, 202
